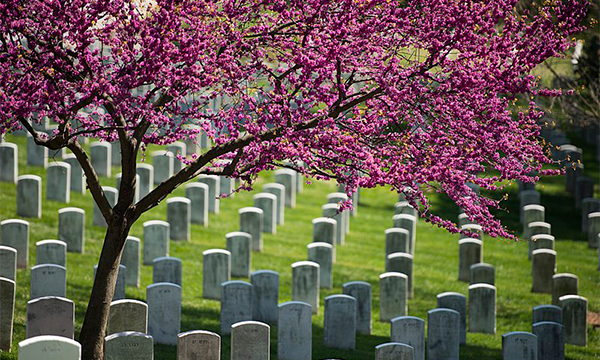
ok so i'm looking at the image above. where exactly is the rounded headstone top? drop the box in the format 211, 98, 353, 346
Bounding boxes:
391, 315, 424, 323
0, 277, 16, 285
324, 294, 356, 302
0, 246, 17, 254
470, 263, 494, 269
197, 174, 219, 180
17, 174, 42, 182
379, 272, 408, 280
253, 193, 277, 201
178, 329, 220, 339
91, 142, 110, 148
468, 283, 496, 291
395, 201, 415, 208
36, 239, 67, 247
251, 269, 279, 277
153, 256, 182, 264
263, 183, 285, 190
533, 304, 561, 311
385, 228, 410, 235
226, 231, 252, 239
101, 186, 118, 193
222, 280, 252, 288
105, 331, 153, 342
137, 163, 154, 170
231, 320, 270, 330
146, 282, 182, 291
523, 204, 545, 211
460, 223, 482, 231
588, 212, 600, 219
307, 242, 333, 250
327, 192, 348, 201
202, 249, 231, 256
387, 252, 414, 260
531, 234, 555, 241
502, 331, 537, 339
0, 219, 29, 226
126, 236, 141, 243
428, 308, 460, 316
292, 261, 320, 269
185, 182, 209, 190
274, 169, 295, 176
58, 207, 85, 215
143, 220, 169, 227
31, 264, 66, 271
552, 273, 578, 280
278, 301, 312, 309
166, 197, 191, 204
152, 150, 172, 156
392, 214, 417, 221
528, 221, 551, 228
238, 207, 264, 215
558, 294, 587, 303
532, 321, 564, 329
110, 299, 147, 307
342, 281, 371, 288
48, 161, 70, 169
531, 248, 557, 256
321, 203, 338, 211
18, 334, 81, 349
0, 142, 17, 149
27, 295, 73, 306
375, 342, 414, 351
458, 238, 483, 245
436, 292, 466, 299
312, 217, 337, 225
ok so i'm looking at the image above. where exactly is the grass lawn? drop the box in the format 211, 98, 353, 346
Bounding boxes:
0, 132, 598, 360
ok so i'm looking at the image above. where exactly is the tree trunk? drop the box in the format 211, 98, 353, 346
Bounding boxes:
79, 219, 131, 360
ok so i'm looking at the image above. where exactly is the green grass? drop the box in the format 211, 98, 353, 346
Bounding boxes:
0, 133, 598, 360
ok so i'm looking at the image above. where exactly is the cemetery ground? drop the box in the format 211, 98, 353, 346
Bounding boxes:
0, 133, 599, 360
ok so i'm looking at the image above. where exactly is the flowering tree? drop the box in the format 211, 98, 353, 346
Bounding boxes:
0, 0, 587, 358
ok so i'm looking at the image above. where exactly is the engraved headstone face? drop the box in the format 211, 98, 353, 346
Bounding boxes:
0, 219, 29, 268
385, 252, 414, 298
470, 263, 495, 286
468, 284, 497, 334
263, 183, 285, 225
322, 204, 344, 245
278, 301, 312, 360
385, 228, 409, 256
166, 197, 191, 241
120, 236, 140, 287
532, 321, 565, 360
63, 155, 85, 194
230, 321, 270, 360
251, 270, 279, 324
197, 174, 220, 213
58, 208, 85, 253
436, 292, 467, 345
36, 240, 67, 267
323, 295, 357, 350
292, 261, 320, 314
152, 256, 182, 286
221, 281, 253, 335
559, 295, 588, 347
0, 277, 16, 351
0, 246, 17, 281
0, 143, 18, 183
379, 272, 407, 322
427, 309, 460, 360
143, 220, 169, 265
390, 316, 425, 360
147, 282, 182, 345
532, 305, 562, 325
552, 274, 578, 306
47, 162, 71, 203
375, 342, 415, 360
30, 264, 67, 300
27, 135, 48, 168
177, 330, 221, 360
26, 296, 75, 339
203, 249, 231, 300
185, 183, 209, 226
107, 299, 148, 335
17, 175, 42, 218
501, 332, 538, 360
458, 238, 482, 282
136, 163, 153, 198
227, 232, 252, 278
239, 207, 264, 252
274, 169, 296, 208
531, 249, 556, 294
342, 281, 372, 335
308, 243, 333, 289
104, 331, 153, 360
18, 335, 81, 360
90, 142, 111, 177
254, 193, 277, 234
392, 214, 416, 254
152, 150, 173, 184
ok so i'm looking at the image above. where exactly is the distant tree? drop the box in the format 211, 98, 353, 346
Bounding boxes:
0, 0, 588, 358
